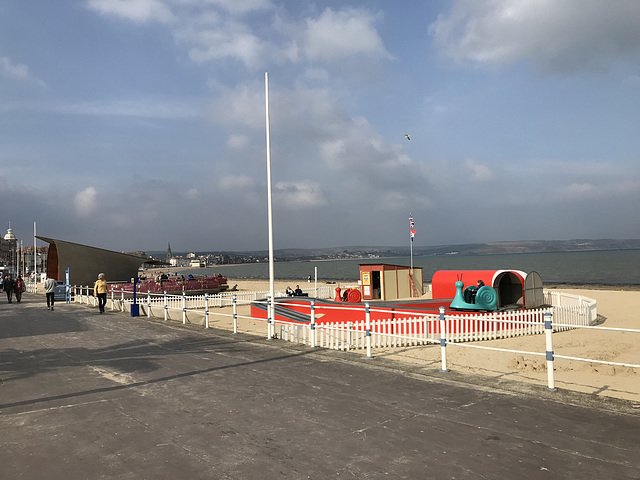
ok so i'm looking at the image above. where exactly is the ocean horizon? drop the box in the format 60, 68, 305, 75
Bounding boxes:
170, 249, 640, 286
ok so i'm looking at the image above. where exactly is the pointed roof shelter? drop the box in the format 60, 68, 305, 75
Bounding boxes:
36, 236, 152, 286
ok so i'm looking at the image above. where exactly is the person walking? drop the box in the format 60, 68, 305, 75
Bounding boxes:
3, 273, 15, 303
44, 275, 57, 310
94, 273, 108, 313
14, 274, 25, 303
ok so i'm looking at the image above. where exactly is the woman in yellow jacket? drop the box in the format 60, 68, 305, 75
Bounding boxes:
94, 273, 108, 313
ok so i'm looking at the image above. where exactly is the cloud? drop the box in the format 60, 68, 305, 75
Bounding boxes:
274, 180, 328, 208
184, 188, 200, 199
464, 159, 494, 181
186, 23, 265, 66
226, 134, 249, 150
74, 187, 97, 216
218, 174, 258, 191
58, 99, 201, 119
206, 0, 273, 16
554, 180, 640, 202
0, 56, 46, 87
430, 0, 640, 74
304, 8, 391, 62
86, 0, 174, 23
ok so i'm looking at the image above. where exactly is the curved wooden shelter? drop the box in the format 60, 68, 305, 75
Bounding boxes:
37, 236, 151, 286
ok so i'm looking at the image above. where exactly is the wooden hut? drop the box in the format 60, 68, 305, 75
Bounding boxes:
359, 264, 423, 301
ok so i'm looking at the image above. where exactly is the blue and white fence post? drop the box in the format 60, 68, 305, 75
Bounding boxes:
439, 306, 450, 372
120, 288, 125, 312
147, 290, 151, 318
204, 293, 209, 329
232, 294, 238, 334
110, 288, 114, 311
544, 311, 557, 391
365, 302, 373, 359
310, 300, 316, 348
163, 291, 168, 321
182, 292, 186, 325
266, 295, 273, 339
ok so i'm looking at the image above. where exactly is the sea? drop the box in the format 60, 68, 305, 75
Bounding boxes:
173, 249, 640, 286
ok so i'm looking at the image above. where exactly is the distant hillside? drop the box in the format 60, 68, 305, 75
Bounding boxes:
148, 239, 640, 260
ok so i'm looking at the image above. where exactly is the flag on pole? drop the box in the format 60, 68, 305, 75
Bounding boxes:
409, 215, 416, 239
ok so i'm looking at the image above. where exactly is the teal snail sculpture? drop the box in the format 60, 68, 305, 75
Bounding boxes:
450, 280, 497, 311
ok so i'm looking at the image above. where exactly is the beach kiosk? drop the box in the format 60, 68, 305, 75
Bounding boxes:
359, 264, 423, 301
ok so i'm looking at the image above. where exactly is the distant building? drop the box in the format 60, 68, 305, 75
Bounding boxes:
167, 242, 172, 261
0, 227, 17, 271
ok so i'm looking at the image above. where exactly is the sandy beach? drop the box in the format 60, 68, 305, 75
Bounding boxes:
194, 277, 639, 403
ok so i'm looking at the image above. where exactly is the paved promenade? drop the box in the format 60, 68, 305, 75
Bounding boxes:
1, 294, 639, 479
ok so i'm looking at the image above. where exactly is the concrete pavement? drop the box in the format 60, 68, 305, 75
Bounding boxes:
1, 294, 639, 479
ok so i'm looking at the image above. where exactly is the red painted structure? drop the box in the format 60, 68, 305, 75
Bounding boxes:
431, 269, 539, 309
250, 269, 545, 334
110, 275, 228, 295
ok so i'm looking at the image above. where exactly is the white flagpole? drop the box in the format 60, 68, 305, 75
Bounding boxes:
33, 222, 37, 278
410, 214, 414, 270
265, 72, 275, 335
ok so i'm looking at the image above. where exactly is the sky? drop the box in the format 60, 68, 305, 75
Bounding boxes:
1, 0, 639, 253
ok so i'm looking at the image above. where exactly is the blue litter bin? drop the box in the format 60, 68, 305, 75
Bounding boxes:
131, 276, 140, 317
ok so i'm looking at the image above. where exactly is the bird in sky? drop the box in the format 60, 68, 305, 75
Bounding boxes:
404, 134, 410, 140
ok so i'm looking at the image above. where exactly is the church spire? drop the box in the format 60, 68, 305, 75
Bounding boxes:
167, 242, 172, 260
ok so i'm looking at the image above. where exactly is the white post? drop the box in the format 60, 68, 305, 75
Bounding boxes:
120, 288, 124, 312
266, 295, 273, 339
33, 222, 36, 281
205, 293, 209, 329
163, 291, 168, 321
182, 292, 186, 325
147, 290, 151, 318
310, 300, 316, 348
365, 302, 373, 358
544, 311, 557, 391
265, 72, 276, 326
439, 306, 450, 372
232, 294, 238, 334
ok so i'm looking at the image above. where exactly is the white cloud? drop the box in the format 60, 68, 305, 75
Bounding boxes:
274, 180, 327, 208
0, 56, 46, 87
464, 158, 494, 181
187, 24, 265, 66
86, 0, 174, 23
184, 188, 200, 199
430, 0, 640, 74
226, 134, 249, 150
74, 187, 97, 216
218, 174, 258, 191
209, 83, 264, 129
554, 180, 640, 202
59, 99, 201, 119
304, 8, 391, 62
202, 0, 273, 16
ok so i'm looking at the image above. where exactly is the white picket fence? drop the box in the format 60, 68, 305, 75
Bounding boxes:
276, 299, 596, 352
71, 284, 337, 310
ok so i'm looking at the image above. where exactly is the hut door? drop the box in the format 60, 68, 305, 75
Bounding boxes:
523, 271, 545, 308
372, 271, 381, 299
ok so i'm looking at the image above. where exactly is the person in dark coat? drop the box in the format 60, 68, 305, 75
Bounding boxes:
3, 274, 15, 303
13, 274, 25, 303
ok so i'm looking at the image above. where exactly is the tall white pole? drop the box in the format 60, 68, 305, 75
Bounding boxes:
410, 234, 413, 270
265, 72, 275, 331
33, 222, 37, 277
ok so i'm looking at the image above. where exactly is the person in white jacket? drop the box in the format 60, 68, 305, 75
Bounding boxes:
44, 275, 57, 310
